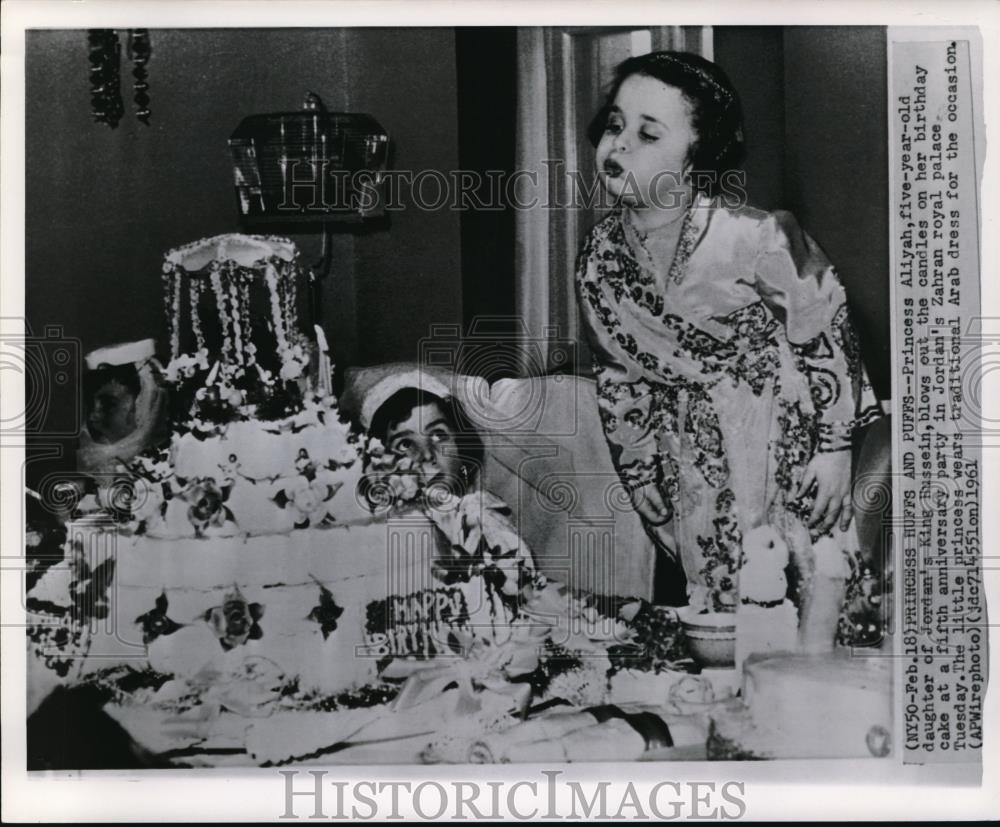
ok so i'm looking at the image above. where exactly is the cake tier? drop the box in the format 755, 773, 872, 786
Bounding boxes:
123, 392, 370, 539
27, 515, 522, 699
160, 233, 321, 423
171, 411, 359, 481
162, 233, 309, 368
164, 233, 299, 271
144, 413, 364, 539
710, 652, 892, 759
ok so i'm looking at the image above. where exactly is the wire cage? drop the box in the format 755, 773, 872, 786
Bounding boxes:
229, 111, 389, 223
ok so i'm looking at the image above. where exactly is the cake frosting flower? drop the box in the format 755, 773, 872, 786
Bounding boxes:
128, 476, 167, 528
286, 474, 342, 526
204, 587, 265, 651
280, 342, 309, 381
360, 448, 424, 511
180, 478, 234, 536
163, 348, 210, 383
135, 591, 184, 645
290, 482, 324, 517
272, 456, 344, 527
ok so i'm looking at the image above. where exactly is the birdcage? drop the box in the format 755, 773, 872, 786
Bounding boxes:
229, 110, 389, 223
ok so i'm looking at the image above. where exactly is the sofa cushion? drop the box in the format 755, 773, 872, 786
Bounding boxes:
481, 374, 655, 599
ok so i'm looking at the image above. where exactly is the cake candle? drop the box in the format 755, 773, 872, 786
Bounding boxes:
206, 360, 221, 387
314, 324, 332, 395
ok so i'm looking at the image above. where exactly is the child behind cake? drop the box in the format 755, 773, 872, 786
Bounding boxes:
364, 386, 536, 601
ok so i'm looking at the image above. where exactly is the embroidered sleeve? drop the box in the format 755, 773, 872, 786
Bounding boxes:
574, 222, 664, 491
754, 211, 883, 452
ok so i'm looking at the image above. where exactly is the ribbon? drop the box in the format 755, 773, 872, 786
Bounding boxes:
393, 636, 537, 714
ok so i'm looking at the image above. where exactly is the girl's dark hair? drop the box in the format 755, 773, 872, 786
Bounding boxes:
587, 51, 745, 197
83, 363, 141, 405
369, 388, 485, 480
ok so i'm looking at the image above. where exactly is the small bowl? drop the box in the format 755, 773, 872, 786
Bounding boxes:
678, 607, 737, 668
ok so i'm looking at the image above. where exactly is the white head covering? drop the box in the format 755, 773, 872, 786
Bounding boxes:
76, 341, 167, 476
340, 362, 489, 431
84, 338, 156, 371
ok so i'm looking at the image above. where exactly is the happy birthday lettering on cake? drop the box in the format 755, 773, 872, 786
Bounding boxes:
363, 588, 471, 658
892, 38, 984, 763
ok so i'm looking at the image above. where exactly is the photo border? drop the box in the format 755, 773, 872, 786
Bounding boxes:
2, 0, 998, 821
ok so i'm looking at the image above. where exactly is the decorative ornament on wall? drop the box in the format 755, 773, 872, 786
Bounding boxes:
88, 29, 152, 128
129, 29, 152, 124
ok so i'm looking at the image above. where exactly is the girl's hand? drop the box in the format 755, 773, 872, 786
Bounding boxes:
797, 450, 853, 533
631, 481, 671, 526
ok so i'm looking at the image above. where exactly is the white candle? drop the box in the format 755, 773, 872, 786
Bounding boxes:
206, 360, 221, 386
314, 324, 329, 355
314, 324, 332, 395
312, 114, 319, 163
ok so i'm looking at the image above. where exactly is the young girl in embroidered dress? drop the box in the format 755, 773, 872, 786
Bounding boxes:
575, 52, 882, 615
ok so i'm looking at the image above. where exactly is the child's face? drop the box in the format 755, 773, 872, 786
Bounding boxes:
385, 401, 464, 489
87, 377, 138, 444
595, 73, 697, 209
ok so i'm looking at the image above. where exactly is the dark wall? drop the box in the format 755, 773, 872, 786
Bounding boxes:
455, 27, 519, 380
456, 28, 517, 332
347, 29, 463, 367
25, 28, 461, 483
714, 26, 890, 400
782, 27, 889, 401
25, 29, 461, 435
713, 27, 786, 212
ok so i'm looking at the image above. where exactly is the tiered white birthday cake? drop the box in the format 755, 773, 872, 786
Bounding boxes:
144, 232, 365, 538
27, 234, 522, 715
